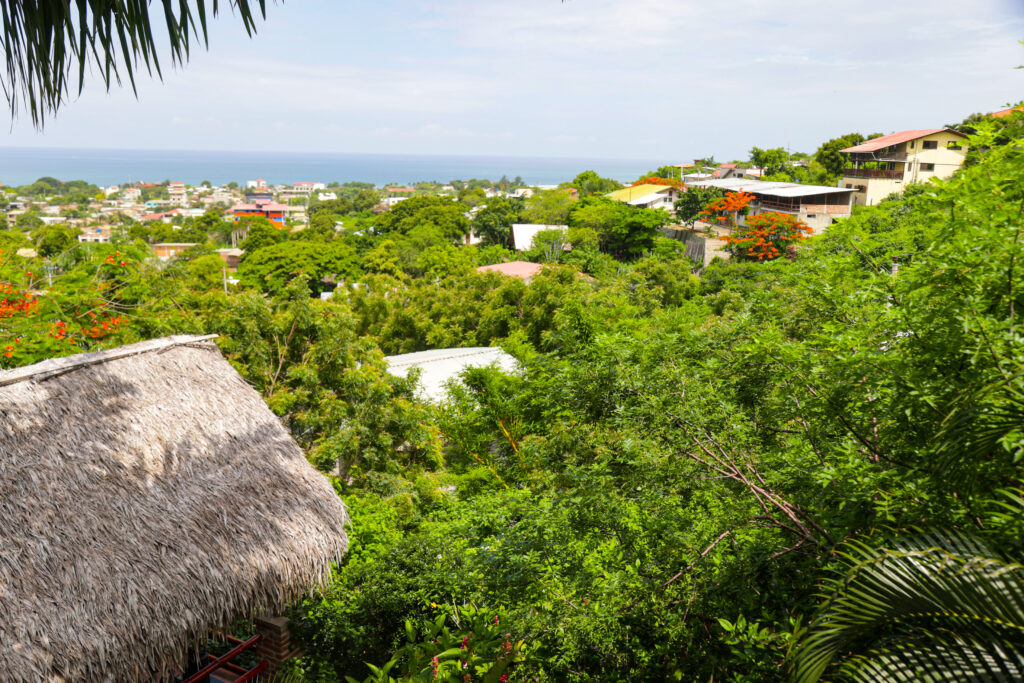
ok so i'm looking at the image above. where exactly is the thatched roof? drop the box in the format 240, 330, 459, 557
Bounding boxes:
0, 335, 348, 682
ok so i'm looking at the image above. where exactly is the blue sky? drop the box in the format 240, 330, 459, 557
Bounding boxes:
4, 0, 1023, 161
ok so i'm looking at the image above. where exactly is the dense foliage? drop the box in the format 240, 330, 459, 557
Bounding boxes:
1, 119, 1022, 681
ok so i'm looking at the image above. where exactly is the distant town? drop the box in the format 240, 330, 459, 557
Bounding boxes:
1, 118, 999, 276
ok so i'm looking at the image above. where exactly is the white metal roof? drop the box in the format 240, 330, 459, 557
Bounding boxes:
688, 178, 854, 197
384, 347, 519, 403
626, 192, 668, 205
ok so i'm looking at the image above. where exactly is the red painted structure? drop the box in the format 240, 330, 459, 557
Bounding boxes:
230, 198, 288, 226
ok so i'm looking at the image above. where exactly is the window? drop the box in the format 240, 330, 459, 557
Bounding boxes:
923, 140, 938, 150
857, 185, 866, 192
948, 142, 962, 150
909, 141, 915, 149
845, 184, 852, 189
921, 163, 935, 171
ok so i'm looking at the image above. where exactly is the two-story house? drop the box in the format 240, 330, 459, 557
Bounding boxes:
839, 129, 968, 206
607, 184, 680, 213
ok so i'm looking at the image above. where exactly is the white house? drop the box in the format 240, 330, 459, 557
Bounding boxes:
511, 224, 568, 251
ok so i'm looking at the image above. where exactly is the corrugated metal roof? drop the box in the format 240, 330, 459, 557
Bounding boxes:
384, 347, 518, 403
626, 192, 668, 205
688, 178, 853, 197
840, 128, 964, 153
606, 185, 673, 202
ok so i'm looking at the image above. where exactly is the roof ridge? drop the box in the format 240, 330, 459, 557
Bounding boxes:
386, 347, 505, 368
0, 334, 219, 387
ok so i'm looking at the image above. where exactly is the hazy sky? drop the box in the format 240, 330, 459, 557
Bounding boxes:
4, 0, 1023, 161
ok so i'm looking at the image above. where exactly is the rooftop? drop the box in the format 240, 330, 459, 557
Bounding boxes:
384, 347, 518, 403
0, 336, 348, 681
840, 128, 966, 153
687, 178, 855, 197
606, 184, 674, 202
476, 260, 546, 280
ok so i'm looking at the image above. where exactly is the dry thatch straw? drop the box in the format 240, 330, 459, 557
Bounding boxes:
0, 335, 349, 682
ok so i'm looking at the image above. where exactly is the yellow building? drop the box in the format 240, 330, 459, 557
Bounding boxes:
839, 128, 968, 206
606, 184, 679, 212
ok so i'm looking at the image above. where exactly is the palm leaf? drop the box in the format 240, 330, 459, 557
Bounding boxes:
792, 528, 1024, 682
0, 0, 268, 125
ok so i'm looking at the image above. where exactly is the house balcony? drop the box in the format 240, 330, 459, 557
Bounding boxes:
842, 168, 904, 180
847, 151, 907, 163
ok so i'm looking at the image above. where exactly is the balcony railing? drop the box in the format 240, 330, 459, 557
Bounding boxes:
800, 204, 851, 215
842, 168, 904, 180
756, 201, 851, 215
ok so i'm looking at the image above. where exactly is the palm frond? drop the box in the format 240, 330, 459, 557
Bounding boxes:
0, 0, 268, 125
792, 529, 1024, 682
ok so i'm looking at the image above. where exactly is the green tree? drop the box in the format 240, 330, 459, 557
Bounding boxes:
15, 211, 44, 230
238, 240, 361, 295
568, 196, 669, 259
375, 196, 469, 242
32, 224, 80, 257
457, 187, 487, 208
238, 217, 288, 256
572, 170, 623, 196
813, 133, 865, 179
674, 186, 724, 228
472, 198, 522, 247
749, 146, 790, 176
353, 189, 382, 213
522, 189, 575, 225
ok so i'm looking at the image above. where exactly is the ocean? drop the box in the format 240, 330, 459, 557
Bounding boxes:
0, 147, 662, 188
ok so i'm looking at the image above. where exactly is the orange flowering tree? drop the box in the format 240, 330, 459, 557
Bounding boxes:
723, 211, 813, 261
698, 191, 755, 228
0, 244, 144, 367
633, 175, 685, 191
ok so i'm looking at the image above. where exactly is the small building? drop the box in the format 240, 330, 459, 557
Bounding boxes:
510, 223, 568, 251
168, 181, 188, 207
685, 178, 855, 233
384, 346, 518, 403
839, 128, 968, 206
153, 242, 198, 260
230, 198, 288, 226
606, 184, 680, 212
78, 226, 112, 243
0, 336, 348, 681
215, 247, 244, 269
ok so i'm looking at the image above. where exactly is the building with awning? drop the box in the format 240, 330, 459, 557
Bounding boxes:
682, 177, 855, 233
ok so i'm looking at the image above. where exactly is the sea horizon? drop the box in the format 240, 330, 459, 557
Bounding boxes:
0, 146, 667, 188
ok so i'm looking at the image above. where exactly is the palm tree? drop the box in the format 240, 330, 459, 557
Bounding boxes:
1, 0, 266, 125
792, 519, 1024, 681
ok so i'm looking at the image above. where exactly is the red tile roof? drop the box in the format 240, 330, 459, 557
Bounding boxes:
841, 128, 965, 153
992, 105, 1024, 118
475, 261, 545, 280
720, 163, 737, 169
